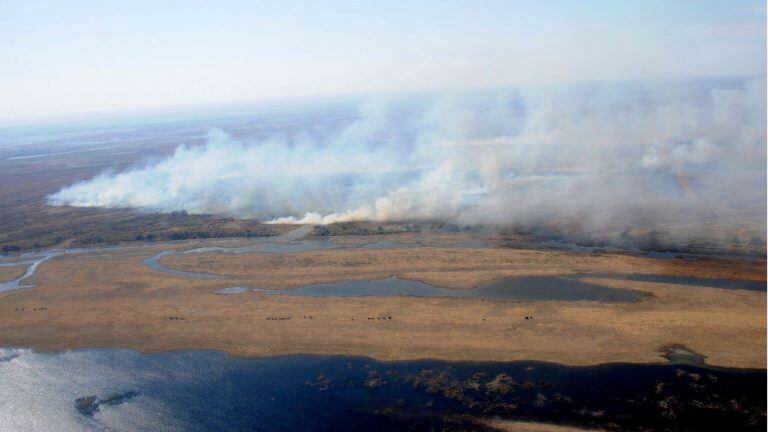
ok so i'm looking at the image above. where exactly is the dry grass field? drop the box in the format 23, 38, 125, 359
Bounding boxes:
0, 238, 763, 369
0, 265, 25, 282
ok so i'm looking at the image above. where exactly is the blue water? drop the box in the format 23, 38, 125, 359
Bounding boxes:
0, 348, 764, 431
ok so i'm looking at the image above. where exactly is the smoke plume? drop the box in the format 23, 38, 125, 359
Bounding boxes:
49, 78, 766, 247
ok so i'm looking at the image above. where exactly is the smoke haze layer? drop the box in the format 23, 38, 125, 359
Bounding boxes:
49, 78, 767, 248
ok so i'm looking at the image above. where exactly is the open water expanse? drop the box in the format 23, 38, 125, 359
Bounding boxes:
0, 348, 764, 431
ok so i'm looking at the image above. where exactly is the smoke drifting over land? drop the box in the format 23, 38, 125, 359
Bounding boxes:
49, 78, 766, 248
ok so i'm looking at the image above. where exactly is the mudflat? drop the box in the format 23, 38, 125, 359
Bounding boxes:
0, 238, 764, 368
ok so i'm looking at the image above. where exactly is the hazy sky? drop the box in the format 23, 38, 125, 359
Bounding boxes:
2, 0, 765, 123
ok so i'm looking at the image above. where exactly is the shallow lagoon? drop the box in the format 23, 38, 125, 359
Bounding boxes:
252, 276, 651, 302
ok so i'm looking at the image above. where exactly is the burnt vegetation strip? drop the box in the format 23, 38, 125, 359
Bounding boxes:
307, 221, 453, 237
0, 208, 285, 252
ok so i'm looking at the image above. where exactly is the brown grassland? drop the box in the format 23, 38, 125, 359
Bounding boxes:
0, 265, 25, 283
0, 237, 764, 369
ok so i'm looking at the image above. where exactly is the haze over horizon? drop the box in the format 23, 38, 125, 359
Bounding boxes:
2, 0, 766, 124
48, 77, 767, 249
1, 1, 765, 250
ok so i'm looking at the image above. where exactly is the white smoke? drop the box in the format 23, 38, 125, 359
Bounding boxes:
49, 78, 766, 244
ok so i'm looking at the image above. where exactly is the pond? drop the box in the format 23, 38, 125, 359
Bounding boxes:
249, 275, 651, 302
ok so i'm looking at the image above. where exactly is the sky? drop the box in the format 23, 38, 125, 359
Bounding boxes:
1, 0, 765, 124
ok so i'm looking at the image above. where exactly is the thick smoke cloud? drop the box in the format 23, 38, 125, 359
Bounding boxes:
49, 78, 766, 246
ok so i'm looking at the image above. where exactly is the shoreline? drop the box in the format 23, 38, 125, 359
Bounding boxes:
3, 345, 766, 372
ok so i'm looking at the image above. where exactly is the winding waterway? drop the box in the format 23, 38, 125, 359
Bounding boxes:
0, 253, 57, 292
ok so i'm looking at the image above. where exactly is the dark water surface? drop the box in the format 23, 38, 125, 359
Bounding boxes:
252, 276, 651, 302
620, 274, 766, 291
0, 348, 764, 431
575, 273, 766, 291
